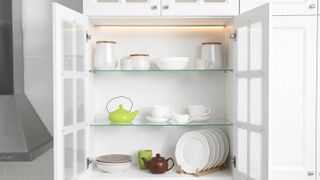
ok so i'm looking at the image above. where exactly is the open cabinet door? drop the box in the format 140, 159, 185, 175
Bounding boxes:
233, 4, 270, 180
53, 3, 90, 180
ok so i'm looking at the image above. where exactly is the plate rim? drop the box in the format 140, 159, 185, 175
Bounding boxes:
175, 131, 210, 173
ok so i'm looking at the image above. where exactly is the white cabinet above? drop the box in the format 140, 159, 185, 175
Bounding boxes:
83, 0, 161, 17
83, 0, 238, 17
161, 0, 238, 16
240, 0, 317, 15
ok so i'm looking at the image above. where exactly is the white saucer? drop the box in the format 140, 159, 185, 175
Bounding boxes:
190, 116, 210, 121
146, 116, 169, 123
168, 120, 190, 125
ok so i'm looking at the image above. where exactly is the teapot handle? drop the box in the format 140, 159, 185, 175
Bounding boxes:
106, 96, 133, 113
166, 158, 175, 171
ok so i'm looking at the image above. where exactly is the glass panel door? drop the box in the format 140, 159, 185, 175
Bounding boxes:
53, 3, 89, 180
233, 4, 270, 180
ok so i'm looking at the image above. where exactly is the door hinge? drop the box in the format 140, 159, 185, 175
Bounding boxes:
232, 156, 236, 168
86, 158, 92, 169
86, 32, 92, 42
230, 32, 237, 41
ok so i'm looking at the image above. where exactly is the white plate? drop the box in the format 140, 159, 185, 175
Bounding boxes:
214, 129, 230, 166
199, 130, 216, 170
206, 130, 220, 168
146, 116, 169, 123
175, 131, 210, 173
209, 129, 225, 167
190, 116, 210, 121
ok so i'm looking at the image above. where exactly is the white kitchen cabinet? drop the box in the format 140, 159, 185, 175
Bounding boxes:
83, 0, 161, 17
160, 0, 238, 16
83, 0, 238, 17
53, 2, 320, 180
270, 16, 317, 180
240, 0, 317, 15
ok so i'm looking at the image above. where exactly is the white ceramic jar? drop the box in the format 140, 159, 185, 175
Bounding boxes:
201, 42, 223, 69
95, 41, 117, 70
129, 54, 150, 70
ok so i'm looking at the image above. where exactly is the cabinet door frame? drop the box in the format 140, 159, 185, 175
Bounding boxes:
53, 3, 90, 180
233, 3, 270, 180
270, 16, 317, 180
161, 0, 238, 16
240, 0, 317, 15
83, 0, 161, 17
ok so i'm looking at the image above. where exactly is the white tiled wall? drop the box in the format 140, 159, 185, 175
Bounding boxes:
0, 0, 54, 179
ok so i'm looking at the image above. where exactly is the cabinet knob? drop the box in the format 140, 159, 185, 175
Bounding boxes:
150, 5, 158, 10
307, 171, 314, 176
309, 4, 316, 9
163, 5, 169, 9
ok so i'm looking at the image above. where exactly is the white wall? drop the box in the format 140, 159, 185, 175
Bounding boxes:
0, 0, 54, 179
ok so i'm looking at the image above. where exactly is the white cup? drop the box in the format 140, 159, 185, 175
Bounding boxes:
188, 105, 211, 117
151, 106, 171, 118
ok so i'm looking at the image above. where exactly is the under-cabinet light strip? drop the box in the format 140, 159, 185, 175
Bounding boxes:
95, 25, 225, 29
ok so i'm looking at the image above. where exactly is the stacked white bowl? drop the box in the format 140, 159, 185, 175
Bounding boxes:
96, 154, 132, 173
155, 57, 190, 70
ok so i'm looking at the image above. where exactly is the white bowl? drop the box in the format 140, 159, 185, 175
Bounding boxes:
146, 116, 169, 124
155, 57, 190, 70
96, 161, 132, 173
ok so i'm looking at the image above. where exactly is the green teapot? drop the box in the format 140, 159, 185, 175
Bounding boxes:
107, 96, 138, 124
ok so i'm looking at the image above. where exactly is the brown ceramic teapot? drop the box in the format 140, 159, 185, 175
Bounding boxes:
141, 153, 174, 174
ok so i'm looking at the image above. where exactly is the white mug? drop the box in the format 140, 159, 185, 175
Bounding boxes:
188, 105, 211, 117
151, 106, 171, 118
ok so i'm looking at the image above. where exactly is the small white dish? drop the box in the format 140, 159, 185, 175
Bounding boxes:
190, 116, 210, 121
170, 113, 191, 124
146, 116, 169, 123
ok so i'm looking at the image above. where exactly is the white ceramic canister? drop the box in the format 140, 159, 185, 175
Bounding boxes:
129, 54, 150, 70
95, 41, 117, 70
201, 42, 223, 69
121, 57, 133, 70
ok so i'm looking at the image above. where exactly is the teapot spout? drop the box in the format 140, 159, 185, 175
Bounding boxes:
141, 157, 150, 169
130, 110, 139, 119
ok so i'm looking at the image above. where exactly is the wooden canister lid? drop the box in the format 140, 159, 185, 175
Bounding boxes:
129, 54, 149, 57
202, 42, 222, 45
96, 41, 116, 44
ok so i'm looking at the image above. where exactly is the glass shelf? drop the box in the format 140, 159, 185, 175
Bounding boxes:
89, 119, 233, 127
89, 69, 233, 73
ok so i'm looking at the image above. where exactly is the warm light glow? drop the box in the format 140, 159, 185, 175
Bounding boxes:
96, 25, 225, 30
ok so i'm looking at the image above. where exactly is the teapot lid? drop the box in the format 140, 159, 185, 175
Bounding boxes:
152, 153, 165, 161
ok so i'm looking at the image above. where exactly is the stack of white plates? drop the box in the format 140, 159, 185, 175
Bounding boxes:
175, 129, 229, 173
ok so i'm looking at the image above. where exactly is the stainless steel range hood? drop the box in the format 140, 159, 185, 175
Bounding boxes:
0, 0, 53, 161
